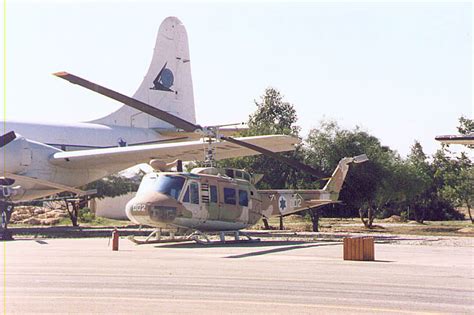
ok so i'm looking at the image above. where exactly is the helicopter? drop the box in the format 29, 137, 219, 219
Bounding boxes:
126, 154, 368, 244
55, 73, 368, 244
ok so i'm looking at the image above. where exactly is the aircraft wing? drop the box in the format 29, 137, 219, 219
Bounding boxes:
435, 133, 474, 145
50, 135, 300, 169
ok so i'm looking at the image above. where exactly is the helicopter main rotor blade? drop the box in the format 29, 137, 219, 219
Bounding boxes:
54, 72, 202, 133
54, 71, 327, 179
0, 131, 17, 148
220, 136, 327, 179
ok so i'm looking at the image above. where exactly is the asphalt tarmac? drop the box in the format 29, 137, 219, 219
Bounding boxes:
1, 236, 473, 314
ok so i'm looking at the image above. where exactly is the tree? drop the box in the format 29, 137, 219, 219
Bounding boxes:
84, 174, 141, 199
55, 173, 142, 226
405, 141, 434, 223
306, 121, 398, 228
438, 152, 473, 223
223, 88, 313, 229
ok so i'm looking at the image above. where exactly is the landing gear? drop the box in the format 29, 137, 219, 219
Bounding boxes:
0, 200, 14, 240
129, 229, 260, 245
128, 228, 189, 245
190, 230, 260, 245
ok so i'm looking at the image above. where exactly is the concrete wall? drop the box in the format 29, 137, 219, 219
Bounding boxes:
90, 192, 135, 220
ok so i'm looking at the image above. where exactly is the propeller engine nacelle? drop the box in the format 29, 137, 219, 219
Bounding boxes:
0, 133, 32, 174
0, 131, 61, 175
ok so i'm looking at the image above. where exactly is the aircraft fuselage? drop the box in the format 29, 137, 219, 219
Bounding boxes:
4, 120, 165, 151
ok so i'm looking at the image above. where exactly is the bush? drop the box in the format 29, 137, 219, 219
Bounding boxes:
78, 207, 95, 223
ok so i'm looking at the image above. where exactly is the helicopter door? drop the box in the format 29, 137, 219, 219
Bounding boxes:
218, 183, 240, 222
182, 181, 206, 224
203, 180, 220, 221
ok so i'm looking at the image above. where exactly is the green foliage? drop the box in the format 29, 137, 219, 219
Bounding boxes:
247, 88, 300, 136
437, 149, 473, 222
457, 116, 474, 135
78, 207, 95, 223
84, 174, 141, 199
456, 116, 473, 149
224, 87, 309, 190
219, 87, 471, 224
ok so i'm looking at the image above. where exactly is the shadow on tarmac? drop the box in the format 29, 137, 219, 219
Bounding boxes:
156, 240, 341, 258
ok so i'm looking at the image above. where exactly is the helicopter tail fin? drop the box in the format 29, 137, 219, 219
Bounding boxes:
322, 154, 368, 194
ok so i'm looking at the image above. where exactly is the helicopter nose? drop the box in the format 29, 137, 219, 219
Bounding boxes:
127, 192, 182, 225
148, 194, 181, 223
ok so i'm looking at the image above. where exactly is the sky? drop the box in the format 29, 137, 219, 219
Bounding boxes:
1, 1, 472, 158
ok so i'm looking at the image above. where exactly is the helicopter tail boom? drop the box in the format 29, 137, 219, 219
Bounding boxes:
259, 154, 368, 217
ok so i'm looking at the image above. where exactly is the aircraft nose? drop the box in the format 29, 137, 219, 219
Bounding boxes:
126, 192, 182, 225
148, 194, 181, 223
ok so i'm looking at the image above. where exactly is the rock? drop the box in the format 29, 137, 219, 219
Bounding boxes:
384, 215, 404, 223
34, 209, 45, 215
458, 227, 474, 233
26, 218, 41, 225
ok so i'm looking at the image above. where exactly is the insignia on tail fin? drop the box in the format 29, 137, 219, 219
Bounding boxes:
90, 16, 196, 129
151, 63, 174, 92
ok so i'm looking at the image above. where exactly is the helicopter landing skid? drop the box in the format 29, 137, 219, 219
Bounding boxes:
190, 230, 260, 245
128, 229, 190, 245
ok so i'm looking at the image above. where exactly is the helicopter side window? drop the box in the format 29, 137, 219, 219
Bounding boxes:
182, 182, 199, 204
223, 188, 236, 205
190, 182, 199, 204
239, 190, 248, 207
210, 185, 218, 203
183, 187, 190, 203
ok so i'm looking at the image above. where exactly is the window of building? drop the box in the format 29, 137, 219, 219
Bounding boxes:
239, 190, 249, 207
223, 187, 236, 205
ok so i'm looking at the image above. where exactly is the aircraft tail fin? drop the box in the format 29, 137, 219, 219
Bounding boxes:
322, 154, 368, 194
90, 16, 196, 129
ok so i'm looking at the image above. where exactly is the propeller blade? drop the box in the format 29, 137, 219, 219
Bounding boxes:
0, 131, 16, 148
220, 136, 327, 179
54, 72, 202, 133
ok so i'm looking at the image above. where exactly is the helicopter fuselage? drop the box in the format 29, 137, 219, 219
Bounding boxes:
126, 169, 263, 232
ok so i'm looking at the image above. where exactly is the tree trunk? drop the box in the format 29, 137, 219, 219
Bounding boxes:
65, 200, 79, 227
359, 206, 374, 229
359, 208, 369, 228
308, 208, 319, 232
414, 205, 425, 224
262, 218, 270, 229
467, 204, 473, 224
279, 216, 284, 230
368, 206, 375, 228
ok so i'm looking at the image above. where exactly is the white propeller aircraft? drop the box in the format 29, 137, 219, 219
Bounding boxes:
0, 16, 299, 204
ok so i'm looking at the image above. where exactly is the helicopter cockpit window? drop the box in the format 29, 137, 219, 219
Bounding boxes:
137, 174, 185, 200
239, 190, 248, 207
224, 188, 236, 205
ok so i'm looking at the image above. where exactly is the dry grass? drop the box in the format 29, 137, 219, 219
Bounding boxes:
252, 215, 474, 237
